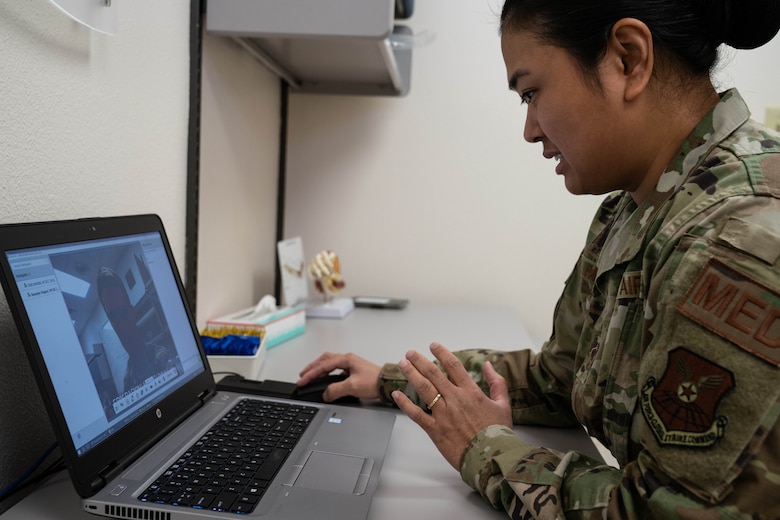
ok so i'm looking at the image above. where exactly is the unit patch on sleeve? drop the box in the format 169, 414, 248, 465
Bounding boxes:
677, 258, 780, 366
641, 347, 735, 448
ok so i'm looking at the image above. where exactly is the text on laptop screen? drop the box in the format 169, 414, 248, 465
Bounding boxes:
5, 232, 205, 456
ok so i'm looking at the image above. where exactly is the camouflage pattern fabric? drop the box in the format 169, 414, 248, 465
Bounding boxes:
377, 89, 780, 518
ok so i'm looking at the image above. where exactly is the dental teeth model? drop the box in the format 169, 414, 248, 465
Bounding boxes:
307, 250, 346, 299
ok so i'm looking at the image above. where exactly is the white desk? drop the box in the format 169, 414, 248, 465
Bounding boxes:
4, 303, 602, 519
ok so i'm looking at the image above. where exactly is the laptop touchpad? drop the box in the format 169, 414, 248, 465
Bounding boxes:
294, 451, 373, 494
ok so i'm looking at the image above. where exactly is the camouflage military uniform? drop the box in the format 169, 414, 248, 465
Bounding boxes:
377, 89, 780, 518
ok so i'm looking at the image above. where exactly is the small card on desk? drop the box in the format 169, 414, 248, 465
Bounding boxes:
277, 237, 308, 306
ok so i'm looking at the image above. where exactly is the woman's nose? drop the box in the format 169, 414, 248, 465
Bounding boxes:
523, 107, 543, 144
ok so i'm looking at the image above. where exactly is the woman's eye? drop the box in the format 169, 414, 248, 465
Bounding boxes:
520, 90, 536, 105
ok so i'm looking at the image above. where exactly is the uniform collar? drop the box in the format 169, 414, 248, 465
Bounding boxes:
595, 89, 752, 278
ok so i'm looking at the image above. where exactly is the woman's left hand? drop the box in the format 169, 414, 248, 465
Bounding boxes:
392, 342, 513, 469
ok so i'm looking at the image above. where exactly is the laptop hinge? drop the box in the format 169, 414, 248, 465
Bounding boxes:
198, 388, 214, 403
92, 462, 120, 492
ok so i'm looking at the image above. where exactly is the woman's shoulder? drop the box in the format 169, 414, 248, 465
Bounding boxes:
719, 113, 780, 165
717, 116, 780, 195
671, 112, 780, 219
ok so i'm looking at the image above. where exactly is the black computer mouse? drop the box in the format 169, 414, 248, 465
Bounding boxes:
293, 373, 360, 404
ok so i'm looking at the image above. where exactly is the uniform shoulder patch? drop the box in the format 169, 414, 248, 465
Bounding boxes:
641, 347, 735, 448
677, 258, 780, 366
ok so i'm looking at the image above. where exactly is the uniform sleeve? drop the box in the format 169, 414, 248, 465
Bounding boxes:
378, 346, 581, 426
460, 425, 622, 519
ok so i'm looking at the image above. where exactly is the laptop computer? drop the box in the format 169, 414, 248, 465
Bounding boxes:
0, 214, 395, 520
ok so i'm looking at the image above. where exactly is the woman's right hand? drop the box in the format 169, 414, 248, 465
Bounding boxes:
297, 352, 382, 402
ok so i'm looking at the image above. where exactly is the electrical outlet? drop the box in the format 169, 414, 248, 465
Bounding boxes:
766, 106, 780, 132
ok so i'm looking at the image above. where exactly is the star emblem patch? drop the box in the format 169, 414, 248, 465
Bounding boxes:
641, 347, 735, 447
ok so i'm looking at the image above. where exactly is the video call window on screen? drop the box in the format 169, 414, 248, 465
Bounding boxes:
49, 242, 184, 421
7, 232, 205, 455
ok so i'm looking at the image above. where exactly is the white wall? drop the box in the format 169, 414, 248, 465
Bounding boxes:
284, 0, 780, 347
196, 32, 281, 327
0, 2, 190, 253
714, 43, 780, 121
0, 0, 190, 506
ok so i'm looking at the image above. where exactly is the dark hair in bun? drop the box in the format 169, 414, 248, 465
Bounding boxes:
711, 0, 780, 49
500, 0, 780, 78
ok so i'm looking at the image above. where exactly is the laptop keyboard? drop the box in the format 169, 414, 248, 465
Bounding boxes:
139, 398, 318, 514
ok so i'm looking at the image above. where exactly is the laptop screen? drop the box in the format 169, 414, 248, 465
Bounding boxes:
5, 231, 206, 456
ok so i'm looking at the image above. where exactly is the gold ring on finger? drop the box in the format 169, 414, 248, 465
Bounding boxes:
427, 393, 442, 410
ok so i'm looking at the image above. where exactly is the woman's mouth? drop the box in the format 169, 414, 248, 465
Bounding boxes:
554, 154, 565, 174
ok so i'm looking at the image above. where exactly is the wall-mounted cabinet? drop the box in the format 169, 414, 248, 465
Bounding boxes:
206, 0, 412, 96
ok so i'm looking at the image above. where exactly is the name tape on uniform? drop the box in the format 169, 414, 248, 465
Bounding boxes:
678, 258, 780, 366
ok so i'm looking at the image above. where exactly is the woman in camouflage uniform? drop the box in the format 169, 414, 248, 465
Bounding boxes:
298, 0, 780, 517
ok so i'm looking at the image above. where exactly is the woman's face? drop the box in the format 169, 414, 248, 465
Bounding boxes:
501, 29, 642, 196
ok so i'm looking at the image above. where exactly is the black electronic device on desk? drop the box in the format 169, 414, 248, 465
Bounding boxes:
216, 373, 360, 405
353, 296, 409, 309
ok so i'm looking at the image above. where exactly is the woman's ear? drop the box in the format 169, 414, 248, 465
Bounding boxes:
606, 18, 653, 101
